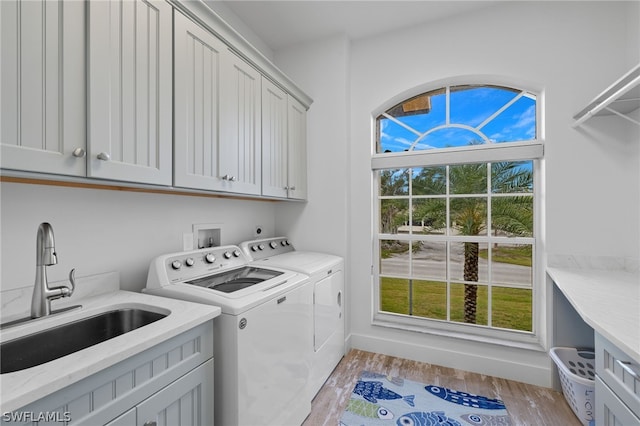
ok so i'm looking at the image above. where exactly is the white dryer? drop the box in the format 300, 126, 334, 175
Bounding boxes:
144, 245, 312, 426
239, 237, 345, 399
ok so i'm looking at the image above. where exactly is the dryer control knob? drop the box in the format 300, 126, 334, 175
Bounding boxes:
258, 244, 265, 250
233, 250, 241, 257
251, 245, 259, 252
223, 251, 232, 259
171, 260, 182, 270
185, 257, 195, 267
205, 253, 216, 263
269, 241, 278, 249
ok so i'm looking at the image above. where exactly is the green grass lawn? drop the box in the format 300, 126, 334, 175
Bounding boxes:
479, 244, 532, 267
380, 277, 532, 331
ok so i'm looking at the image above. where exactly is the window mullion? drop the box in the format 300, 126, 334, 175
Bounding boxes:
446, 165, 451, 321
476, 91, 525, 132
445, 86, 451, 126
487, 162, 493, 328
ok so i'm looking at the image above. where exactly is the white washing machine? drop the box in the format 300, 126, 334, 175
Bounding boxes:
239, 237, 345, 399
144, 245, 312, 426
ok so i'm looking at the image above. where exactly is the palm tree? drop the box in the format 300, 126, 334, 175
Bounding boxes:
379, 169, 409, 234
412, 161, 533, 324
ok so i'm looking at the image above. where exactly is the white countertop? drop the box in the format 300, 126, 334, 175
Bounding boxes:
547, 266, 640, 364
0, 290, 221, 413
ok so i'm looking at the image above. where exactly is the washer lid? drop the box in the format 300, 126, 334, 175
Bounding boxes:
185, 266, 284, 293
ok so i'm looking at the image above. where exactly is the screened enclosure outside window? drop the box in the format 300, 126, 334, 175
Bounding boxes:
373, 83, 543, 342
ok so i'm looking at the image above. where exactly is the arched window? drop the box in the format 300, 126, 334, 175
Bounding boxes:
372, 82, 543, 345
376, 85, 537, 153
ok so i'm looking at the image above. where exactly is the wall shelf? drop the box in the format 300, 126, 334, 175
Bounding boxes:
573, 63, 640, 127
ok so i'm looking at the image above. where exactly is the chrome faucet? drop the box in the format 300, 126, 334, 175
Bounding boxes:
31, 222, 76, 318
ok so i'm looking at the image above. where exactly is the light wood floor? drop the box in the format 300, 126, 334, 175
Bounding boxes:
303, 349, 581, 426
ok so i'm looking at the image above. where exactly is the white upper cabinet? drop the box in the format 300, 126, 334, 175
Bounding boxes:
287, 95, 308, 200
87, 0, 173, 185
261, 78, 289, 198
262, 78, 309, 200
1, 0, 86, 175
219, 50, 262, 195
1, 0, 310, 200
173, 11, 225, 191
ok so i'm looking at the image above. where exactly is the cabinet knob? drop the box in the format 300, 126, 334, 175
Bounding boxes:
72, 147, 86, 158
290, 186, 296, 190
97, 152, 111, 161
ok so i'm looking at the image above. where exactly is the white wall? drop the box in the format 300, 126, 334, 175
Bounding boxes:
0, 183, 276, 295
274, 1, 639, 388
272, 35, 350, 259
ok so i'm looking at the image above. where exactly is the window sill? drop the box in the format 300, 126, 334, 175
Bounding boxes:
372, 313, 547, 352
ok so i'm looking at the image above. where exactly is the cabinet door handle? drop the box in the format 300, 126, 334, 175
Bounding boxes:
143, 422, 157, 426
97, 152, 111, 161
72, 148, 86, 158
616, 359, 640, 380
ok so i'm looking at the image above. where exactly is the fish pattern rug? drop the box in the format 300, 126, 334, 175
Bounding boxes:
340, 371, 512, 426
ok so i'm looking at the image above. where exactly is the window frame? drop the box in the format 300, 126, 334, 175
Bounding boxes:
371, 79, 545, 350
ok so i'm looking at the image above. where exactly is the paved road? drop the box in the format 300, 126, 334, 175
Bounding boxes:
380, 242, 532, 286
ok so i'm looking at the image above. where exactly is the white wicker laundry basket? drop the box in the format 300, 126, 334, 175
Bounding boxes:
550, 347, 596, 426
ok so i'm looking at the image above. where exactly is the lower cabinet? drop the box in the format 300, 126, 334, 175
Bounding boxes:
1, 322, 214, 426
107, 360, 213, 426
595, 332, 640, 426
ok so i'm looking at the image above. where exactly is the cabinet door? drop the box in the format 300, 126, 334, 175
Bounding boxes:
261, 78, 289, 198
105, 408, 136, 426
287, 95, 308, 200
219, 50, 262, 195
596, 377, 640, 426
173, 12, 226, 191
87, 0, 172, 185
137, 359, 214, 426
1, 0, 85, 175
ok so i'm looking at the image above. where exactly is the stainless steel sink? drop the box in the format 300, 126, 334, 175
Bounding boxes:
1, 308, 167, 374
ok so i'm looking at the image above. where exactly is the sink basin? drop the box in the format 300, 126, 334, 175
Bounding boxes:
1, 308, 167, 374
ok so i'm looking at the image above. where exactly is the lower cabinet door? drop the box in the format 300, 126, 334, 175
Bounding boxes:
136, 359, 214, 426
105, 408, 136, 426
596, 376, 640, 426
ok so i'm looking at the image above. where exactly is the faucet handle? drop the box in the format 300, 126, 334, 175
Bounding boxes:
68, 268, 76, 296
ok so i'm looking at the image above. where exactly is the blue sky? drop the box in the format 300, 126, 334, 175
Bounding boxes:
378, 86, 537, 153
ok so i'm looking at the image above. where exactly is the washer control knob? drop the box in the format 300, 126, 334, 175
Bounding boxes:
223, 251, 232, 259
205, 253, 216, 263
233, 249, 241, 257
281, 240, 287, 246
185, 257, 195, 267
251, 245, 259, 252
171, 260, 182, 270
258, 244, 265, 250
269, 241, 278, 249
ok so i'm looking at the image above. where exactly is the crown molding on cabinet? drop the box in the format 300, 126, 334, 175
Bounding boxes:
169, 0, 313, 110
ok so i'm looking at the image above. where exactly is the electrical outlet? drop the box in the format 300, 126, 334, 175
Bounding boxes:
254, 225, 263, 238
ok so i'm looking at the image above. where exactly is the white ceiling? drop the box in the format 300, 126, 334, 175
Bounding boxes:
217, 1, 499, 51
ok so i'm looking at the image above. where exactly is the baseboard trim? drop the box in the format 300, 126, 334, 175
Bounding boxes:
346, 332, 554, 388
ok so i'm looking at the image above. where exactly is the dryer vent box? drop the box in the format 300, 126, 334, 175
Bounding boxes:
193, 224, 222, 249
